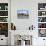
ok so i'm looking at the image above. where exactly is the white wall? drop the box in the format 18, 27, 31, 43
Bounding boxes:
11, 0, 38, 30
11, 0, 46, 46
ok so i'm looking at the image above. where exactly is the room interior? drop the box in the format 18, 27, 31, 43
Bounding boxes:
0, 0, 46, 46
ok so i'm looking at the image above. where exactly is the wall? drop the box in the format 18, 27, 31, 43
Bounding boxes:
11, 0, 38, 30
11, 0, 46, 46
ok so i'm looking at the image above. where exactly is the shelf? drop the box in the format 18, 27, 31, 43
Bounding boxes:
0, 22, 8, 23
38, 10, 46, 11
0, 16, 8, 17
38, 15, 46, 17
38, 22, 46, 23
0, 10, 8, 11
38, 3, 46, 37
0, 3, 8, 37
38, 28, 46, 29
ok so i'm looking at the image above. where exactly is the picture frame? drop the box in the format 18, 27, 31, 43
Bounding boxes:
17, 10, 29, 19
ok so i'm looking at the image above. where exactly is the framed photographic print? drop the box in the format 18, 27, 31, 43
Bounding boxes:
17, 10, 29, 19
